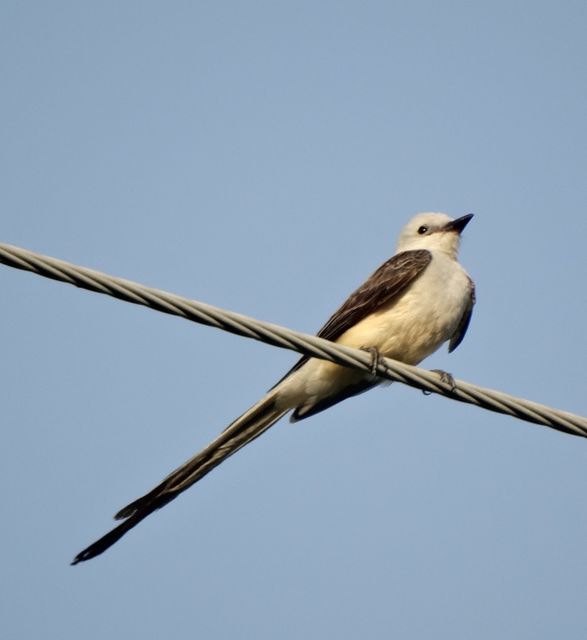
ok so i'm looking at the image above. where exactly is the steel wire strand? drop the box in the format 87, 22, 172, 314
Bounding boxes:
1, 241, 585, 438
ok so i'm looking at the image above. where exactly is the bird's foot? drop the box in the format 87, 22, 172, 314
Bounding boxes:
361, 346, 383, 376
431, 369, 457, 392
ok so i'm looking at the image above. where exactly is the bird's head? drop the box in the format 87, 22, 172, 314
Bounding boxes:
396, 212, 473, 258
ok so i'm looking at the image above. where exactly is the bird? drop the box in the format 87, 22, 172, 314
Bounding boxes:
72, 212, 475, 564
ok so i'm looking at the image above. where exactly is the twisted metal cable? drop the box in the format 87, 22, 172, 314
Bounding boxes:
1, 241, 585, 438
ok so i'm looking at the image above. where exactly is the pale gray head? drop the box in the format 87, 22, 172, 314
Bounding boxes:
396, 212, 473, 258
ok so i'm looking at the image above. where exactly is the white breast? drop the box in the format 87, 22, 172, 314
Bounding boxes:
276, 251, 472, 411
336, 252, 471, 365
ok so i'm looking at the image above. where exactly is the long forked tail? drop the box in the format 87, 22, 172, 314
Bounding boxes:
72, 391, 288, 564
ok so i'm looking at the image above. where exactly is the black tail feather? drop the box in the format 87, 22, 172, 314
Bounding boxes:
72, 393, 287, 564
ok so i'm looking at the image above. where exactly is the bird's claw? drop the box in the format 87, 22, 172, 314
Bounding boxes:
431, 369, 457, 392
362, 346, 382, 376
422, 370, 457, 395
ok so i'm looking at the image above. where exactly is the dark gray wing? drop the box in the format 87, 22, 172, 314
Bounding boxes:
315, 249, 432, 342
448, 276, 475, 353
274, 249, 432, 385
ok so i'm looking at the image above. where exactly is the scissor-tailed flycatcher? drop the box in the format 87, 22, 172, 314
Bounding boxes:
72, 212, 475, 564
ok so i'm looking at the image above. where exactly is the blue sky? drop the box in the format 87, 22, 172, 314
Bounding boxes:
1, 2, 586, 638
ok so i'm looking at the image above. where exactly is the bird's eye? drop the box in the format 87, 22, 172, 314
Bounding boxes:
417, 225, 428, 235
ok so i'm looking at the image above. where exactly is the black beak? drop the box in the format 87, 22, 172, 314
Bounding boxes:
444, 213, 474, 234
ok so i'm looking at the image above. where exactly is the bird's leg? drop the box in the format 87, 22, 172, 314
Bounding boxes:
430, 369, 457, 392
361, 346, 383, 376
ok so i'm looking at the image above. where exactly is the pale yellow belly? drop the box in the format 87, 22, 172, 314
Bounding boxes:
336, 266, 469, 365
276, 254, 471, 411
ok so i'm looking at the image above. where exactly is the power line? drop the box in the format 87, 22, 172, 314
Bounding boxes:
1, 241, 585, 438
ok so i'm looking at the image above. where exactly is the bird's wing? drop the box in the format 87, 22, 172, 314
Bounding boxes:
274, 249, 433, 383
316, 249, 433, 341
448, 276, 475, 353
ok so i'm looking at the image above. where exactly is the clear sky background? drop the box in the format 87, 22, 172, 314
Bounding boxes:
1, 2, 586, 638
